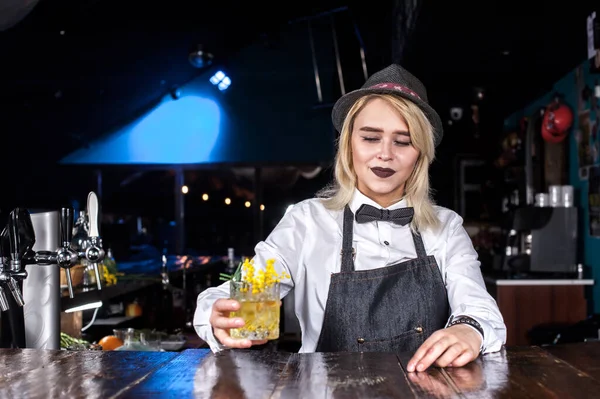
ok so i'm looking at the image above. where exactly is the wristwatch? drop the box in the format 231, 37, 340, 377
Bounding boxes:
447, 315, 484, 340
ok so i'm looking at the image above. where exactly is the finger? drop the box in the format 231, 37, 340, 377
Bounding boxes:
433, 343, 466, 368
212, 323, 252, 349
211, 316, 245, 330
209, 299, 242, 329
447, 349, 476, 368
213, 329, 269, 349
215, 332, 253, 349
213, 299, 241, 314
411, 336, 453, 372
407, 332, 448, 372
407, 334, 438, 372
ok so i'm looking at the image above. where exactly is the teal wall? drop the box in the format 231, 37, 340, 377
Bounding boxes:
505, 58, 600, 313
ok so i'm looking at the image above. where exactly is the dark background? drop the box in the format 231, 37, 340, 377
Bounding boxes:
0, 0, 595, 257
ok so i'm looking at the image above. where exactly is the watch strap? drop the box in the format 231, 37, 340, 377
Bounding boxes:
447, 315, 484, 339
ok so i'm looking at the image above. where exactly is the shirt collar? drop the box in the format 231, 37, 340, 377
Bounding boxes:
349, 188, 408, 213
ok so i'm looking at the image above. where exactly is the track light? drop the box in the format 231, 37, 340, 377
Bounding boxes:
209, 70, 231, 91
188, 44, 214, 69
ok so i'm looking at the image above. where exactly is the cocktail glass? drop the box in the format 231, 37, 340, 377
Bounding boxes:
229, 281, 280, 340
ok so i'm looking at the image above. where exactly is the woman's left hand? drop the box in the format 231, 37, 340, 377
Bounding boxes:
407, 325, 482, 372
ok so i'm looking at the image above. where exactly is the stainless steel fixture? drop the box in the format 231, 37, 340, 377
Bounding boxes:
0, 191, 105, 348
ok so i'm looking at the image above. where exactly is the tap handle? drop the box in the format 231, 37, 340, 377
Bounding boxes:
0, 285, 9, 312
6, 208, 35, 262
60, 207, 73, 247
87, 192, 100, 237
7, 277, 24, 307
7, 210, 21, 261
3, 208, 35, 265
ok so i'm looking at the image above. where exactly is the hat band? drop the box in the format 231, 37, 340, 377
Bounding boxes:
370, 83, 421, 100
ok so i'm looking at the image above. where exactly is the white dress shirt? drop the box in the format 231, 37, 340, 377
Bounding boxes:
194, 189, 507, 354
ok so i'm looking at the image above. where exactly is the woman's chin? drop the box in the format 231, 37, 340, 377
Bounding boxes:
361, 183, 403, 199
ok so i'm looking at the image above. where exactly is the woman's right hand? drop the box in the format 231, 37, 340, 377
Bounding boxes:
209, 298, 268, 348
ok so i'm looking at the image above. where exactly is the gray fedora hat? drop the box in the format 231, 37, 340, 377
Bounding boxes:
331, 64, 443, 147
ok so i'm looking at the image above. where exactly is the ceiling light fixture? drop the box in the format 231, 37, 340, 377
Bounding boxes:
188, 44, 214, 69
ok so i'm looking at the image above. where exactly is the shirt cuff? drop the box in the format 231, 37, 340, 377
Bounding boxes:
477, 317, 504, 354
194, 324, 228, 353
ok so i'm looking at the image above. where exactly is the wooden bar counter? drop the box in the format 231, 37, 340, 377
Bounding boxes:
1, 342, 600, 398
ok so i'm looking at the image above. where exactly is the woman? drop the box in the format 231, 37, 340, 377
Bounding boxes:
194, 64, 506, 372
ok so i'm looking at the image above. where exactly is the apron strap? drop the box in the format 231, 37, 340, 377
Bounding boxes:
341, 205, 355, 273
411, 231, 428, 258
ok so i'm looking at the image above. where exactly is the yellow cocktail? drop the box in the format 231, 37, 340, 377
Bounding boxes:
230, 280, 280, 340
227, 258, 288, 341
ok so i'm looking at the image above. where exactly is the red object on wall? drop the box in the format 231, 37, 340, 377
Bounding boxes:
541, 98, 574, 143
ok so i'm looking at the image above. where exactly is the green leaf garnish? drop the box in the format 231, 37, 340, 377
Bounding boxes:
219, 261, 244, 282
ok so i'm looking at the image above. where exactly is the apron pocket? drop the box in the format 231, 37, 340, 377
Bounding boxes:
358, 326, 424, 353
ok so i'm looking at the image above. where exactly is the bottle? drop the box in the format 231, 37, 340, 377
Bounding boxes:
159, 251, 173, 331
160, 250, 169, 287
101, 248, 117, 286
577, 264, 584, 279
104, 248, 117, 273
226, 247, 235, 274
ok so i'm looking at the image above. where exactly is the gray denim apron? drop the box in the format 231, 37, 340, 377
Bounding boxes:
315, 205, 449, 353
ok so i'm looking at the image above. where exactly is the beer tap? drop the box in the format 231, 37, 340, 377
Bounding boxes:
0, 191, 104, 309
33, 193, 104, 295
84, 192, 104, 290
0, 208, 33, 311
56, 207, 79, 298
0, 191, 105, 350
0, 208, 33, 348
3, 208, 79, 299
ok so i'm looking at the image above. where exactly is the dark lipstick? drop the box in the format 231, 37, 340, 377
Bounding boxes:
371, 167, 396, 178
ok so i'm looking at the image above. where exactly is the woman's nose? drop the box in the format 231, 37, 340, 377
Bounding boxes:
377, 141, 393, 160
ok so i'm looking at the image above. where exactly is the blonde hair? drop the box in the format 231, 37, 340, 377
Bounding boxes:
318, 94, 440, 233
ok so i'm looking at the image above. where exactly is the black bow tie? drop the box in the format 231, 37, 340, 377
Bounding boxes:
355, 204, 414, 226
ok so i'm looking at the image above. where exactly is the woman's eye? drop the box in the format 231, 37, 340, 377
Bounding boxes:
394, 141, 411, 146
362, 137, 379, 142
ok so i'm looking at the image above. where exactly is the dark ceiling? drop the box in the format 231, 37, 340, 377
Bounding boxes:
0, 0, 596, 211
